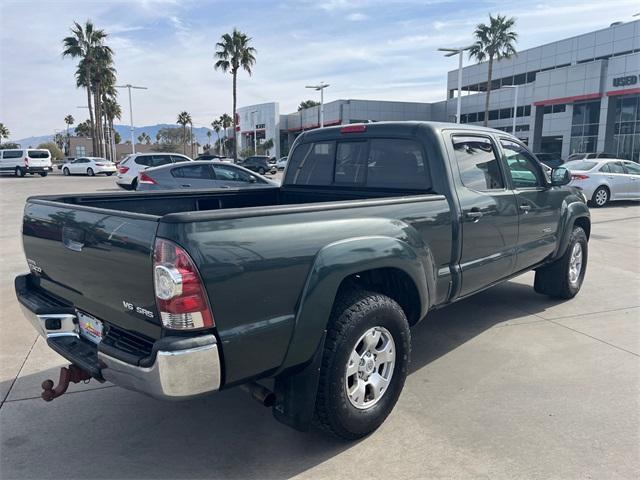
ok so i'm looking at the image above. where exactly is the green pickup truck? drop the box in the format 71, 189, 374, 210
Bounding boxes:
16, 122, 590, 439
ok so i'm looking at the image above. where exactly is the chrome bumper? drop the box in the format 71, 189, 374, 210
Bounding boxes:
16, 277, 222, 400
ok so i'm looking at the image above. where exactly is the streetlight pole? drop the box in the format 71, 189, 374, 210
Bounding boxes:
250, 110, 257, 154
438, 46, 473, 123
503, 85, 519, 136
115, 84, 147, 154
305, 82, 330, 128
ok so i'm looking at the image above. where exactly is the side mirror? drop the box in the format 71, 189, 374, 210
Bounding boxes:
249, 176, 257, 183
550, 167, 571, 186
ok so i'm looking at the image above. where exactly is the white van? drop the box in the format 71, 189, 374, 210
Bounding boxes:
0, 149, 53, 177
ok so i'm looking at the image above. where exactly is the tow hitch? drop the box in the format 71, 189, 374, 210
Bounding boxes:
41, 364, 92, 402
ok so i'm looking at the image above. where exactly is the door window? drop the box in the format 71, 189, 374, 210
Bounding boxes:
451, 136, 505, 190
599, 163, 611, 173
170, 155, 190, 164
213, 164, 261, 183
171, 164, 213, 179
500, 140, 545, 188
624, 162, 640, 174
2, 150, 22, 159
608, 161, 625, 174
150, 155, 172, 167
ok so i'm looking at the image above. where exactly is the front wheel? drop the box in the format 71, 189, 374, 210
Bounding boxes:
63, 167, 70, 176
590, 186, 609, 208
15, 167, 25, 177
314, 289, 410, 440
534, 226, 588, 299
257, 167, 266, 175
87, 168, 95, 176
39, 172, 48, 177
105, 172, 113, 176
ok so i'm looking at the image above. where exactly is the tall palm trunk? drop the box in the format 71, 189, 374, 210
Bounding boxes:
94, 83, 105, 157
182, 125, 186, 154
483, 56, 494, 127
232, 71, 237, 160
85, 64, 96, 155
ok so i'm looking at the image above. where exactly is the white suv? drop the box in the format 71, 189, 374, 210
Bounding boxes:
115, 153, 192, 189
0, 149, 53, 177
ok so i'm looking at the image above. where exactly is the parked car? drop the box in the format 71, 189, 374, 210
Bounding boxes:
566, 152, 617, 162
115, 152, 192, 190
276, 156, 288, 170
136, 161, 277, 190
535, 152, 564, 168
239, 155, 277, 175
565, 158, 640, 207
0, 148, 52, 177
61, 157, 116, 176
57, 157, 75, 170
15, 121, 589, 440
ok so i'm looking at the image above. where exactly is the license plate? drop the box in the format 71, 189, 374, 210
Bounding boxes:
77, 311, 104, 344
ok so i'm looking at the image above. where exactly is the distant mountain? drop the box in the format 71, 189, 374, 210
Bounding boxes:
15, 124, 219, 148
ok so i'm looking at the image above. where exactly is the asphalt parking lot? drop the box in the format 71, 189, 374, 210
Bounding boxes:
0, 173, 638, 479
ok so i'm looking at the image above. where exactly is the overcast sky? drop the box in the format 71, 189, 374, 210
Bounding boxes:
1, 0, 638, 140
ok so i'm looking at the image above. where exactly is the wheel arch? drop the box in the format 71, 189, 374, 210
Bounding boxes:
552, 199, 591, 260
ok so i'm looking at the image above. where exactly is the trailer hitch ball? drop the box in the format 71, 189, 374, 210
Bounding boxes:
41, 364, 92, 402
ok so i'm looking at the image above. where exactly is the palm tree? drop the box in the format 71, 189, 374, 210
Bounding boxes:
177, 111, 192, 155
62, 21, 110, 155
64, 115, 74, 155
137, 132, 151, 144
214, 29, 257, 160
102, 97, 121, 161
469, 14, 517, 127
0, 122, 10, 141
206, 130, 212, 152
220, 113, 232, 156
211, 119, 222, 155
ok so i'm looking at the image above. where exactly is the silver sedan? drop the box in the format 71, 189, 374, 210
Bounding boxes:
136, 160, 277, 191
565, 159, 640, 207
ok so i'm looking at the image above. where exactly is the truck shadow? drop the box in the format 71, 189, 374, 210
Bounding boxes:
0, 277, 564, 480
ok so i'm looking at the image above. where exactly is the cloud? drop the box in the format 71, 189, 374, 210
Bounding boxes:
346, 12, 369, 21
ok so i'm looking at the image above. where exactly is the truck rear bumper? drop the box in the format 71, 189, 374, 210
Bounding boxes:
15, 274, 222, 400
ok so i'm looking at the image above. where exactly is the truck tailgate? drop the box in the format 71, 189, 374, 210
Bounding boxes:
22, 200, 161, 340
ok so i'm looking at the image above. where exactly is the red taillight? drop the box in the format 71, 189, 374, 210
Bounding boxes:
138, 172, 157, 184
153, 238, 214, 330
340, 124, 367, 133
118, 166, 129, 174
571, 174, 589, 180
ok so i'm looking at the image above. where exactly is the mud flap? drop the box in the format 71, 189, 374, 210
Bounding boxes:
272, 332, 326, 431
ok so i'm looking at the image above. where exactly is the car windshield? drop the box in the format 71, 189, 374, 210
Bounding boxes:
564, 160, 598, 171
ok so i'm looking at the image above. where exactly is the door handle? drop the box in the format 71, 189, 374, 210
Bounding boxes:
181, 184, 192, 187
520, 204, 531, 213
466, 209, 483, 221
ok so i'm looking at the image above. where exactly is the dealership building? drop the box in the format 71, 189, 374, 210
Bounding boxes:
237, 19, 640, 161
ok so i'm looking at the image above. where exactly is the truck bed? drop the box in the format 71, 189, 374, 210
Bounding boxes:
30, 185, 438, 218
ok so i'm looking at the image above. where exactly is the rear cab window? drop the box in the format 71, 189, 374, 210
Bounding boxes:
28, 150, 50, 158
286, 138, 432, 191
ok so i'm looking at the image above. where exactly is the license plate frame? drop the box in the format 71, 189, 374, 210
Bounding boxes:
77, 311, 104, 345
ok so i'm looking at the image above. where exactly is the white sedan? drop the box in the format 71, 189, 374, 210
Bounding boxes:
565, 158, 640, 207
62, 157, 117, 176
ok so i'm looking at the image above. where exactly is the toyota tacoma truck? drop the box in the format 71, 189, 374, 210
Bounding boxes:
15, 122, 590, 439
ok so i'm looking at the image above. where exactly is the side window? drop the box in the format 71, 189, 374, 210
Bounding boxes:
451, 136, 505, 190
171, 164, 213, 179
151, 155, 171, 167
3, 150, 23, 159
287, 141, 335, 186
624, 162, 640, 174
135, 156, 151, 167
609, 162, 625, 174
599, 163, 611, 173
334, 141, 367, 185
367, 139, 431, 190
171, 155, 189, 164
500, 139, 545, 188
213, 165, 259, 183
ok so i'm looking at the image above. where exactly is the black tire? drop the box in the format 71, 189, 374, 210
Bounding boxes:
534, 226, 588, 299
131, 178, 138, 190
106, 172, 113, 176
258, 167, 266, 175
87, 168, 95, 177
589, 186, 609, 208
39, 172, 48, 177
314, 289, 410, 440
63, 167, 70, 176
15, 167, 25, 177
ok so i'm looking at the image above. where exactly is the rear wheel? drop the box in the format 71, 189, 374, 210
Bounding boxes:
590, 186, 609, 208
87, 168, 95, 176
15, 167, 25, 177
106, 172, 113, 176
63, 167, 70, 176
534, 226, 588, 299
131, 178, 138, 190
39, 172, 48, 177
314, 289, 410, 440
258, 167, 266, 175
